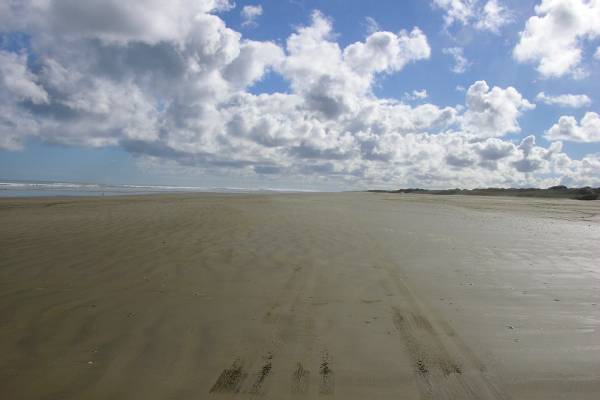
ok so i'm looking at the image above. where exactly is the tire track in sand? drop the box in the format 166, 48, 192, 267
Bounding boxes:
359, 226, 509, 400
208, 213, 326, 397
381, 264, 510, 400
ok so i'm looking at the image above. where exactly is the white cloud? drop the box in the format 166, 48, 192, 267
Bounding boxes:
224, 40, 285, 88
364, 17, 380, 35
443, 47, 470, 73
0, 4, 597, 188
545, 112, 600, 142
513, 0, 600, 78
0, 50, 48, 104
462, 80, 535, 137
241, 5, 263, 28
0, 102, 40, 150
344, 28, 431, 75
563, 154, 600, 187
536, 92, 591, 108
1, 0, 236, 45
404, 89, 428, 101
595, 47, 600, 60
511, 135, 562, 173
432, 0, 476, 27
278, 11, 430, 118
432, 0, 511, 33
475, 137, 516, 161
475, 0, 512, 33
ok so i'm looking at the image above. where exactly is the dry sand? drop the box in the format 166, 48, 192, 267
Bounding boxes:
0, 193, 599, 400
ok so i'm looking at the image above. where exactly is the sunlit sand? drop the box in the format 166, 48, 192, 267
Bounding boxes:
1, 193, 599, 399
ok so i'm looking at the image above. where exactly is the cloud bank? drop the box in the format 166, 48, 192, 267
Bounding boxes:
0, 1, 599, 188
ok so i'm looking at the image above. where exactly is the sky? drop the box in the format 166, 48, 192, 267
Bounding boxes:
1, 0, 600, 190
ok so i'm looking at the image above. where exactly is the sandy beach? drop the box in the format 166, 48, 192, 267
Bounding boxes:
0, 193, 599, 400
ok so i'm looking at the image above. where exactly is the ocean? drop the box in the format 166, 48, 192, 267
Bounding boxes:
0, 181, 312, 197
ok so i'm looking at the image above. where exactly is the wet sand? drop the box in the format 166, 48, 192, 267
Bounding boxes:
1, 193, 599, 400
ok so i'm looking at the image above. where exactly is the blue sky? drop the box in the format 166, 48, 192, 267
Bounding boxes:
1, 0, 599, 189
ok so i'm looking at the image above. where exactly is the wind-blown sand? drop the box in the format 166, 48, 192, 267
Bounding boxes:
1, 193, 599, 400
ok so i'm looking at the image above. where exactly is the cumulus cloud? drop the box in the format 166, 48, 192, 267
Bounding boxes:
344, 28, 431, 75
241, 5, 263, 28
432, 0, 512, 33
278, 11, 430, 118
443, 47, 470, 73
462, 81, 535, 137
563, 154, 600, 187
224, 40, 285, 88
512, 135, 561, 173
545, 112, 600, 142
536, 92, 591, 108
0, 3, 597, 188
514, 0, 600, 78
475, 137, 515, 161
